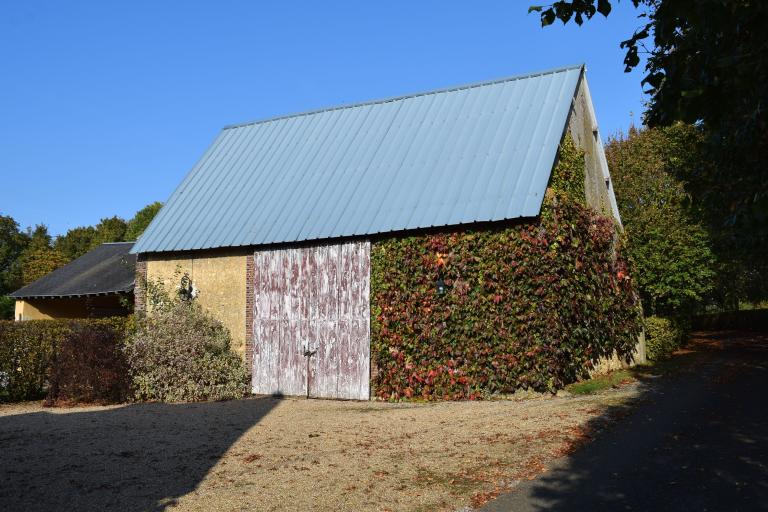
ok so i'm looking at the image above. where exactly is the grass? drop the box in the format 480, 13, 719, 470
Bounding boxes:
566, 370, 634, 395
566, 343, 707, 396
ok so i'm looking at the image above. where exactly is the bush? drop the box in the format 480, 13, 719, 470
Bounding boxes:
644, 316, 690, 361
124, 298, 248, 402
46, 318, 131, 405
370, 138, 643, 399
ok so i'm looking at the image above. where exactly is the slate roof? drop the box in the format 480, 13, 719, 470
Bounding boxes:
10, 242, 136, 299
133, 65, 584, 253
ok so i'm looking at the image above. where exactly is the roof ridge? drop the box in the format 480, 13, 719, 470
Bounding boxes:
222, 64, 584, 131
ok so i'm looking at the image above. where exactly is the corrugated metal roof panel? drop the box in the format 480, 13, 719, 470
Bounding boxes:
132, 65, 583, 254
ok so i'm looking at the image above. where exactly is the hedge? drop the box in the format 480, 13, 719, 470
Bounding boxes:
644, 316, 690, 361
0, 298, 248, 404
0, 317, 132, 403
370, 137, 643, 400
692, 309, 768, 332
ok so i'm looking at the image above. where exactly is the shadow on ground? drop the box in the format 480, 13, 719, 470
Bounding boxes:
484, 331, 768, 512
0, 396, 278, 512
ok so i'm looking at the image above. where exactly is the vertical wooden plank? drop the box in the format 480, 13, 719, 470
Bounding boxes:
253, 250, 270, 394
254, 252, 261, 393
299, 247, 313, 396
358, 241, 371, 400
351, 241, 367, 400
288, 248, 307, 396
284, 248, 302, 396
253, 248, 278, 395
276, 248, 289, 395
336, 242, 353, 399
315, 244, 340, 398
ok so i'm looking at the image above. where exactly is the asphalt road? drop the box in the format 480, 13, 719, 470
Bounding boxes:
483, 332, 768, 512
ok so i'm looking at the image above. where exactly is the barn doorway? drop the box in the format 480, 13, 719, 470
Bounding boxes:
251, 241, 370, 400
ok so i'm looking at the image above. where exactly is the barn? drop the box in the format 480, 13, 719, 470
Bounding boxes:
132, 65, 639, 400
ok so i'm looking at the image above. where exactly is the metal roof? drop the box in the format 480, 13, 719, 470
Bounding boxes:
132, 65, 584, 254
11, 243, 136, 299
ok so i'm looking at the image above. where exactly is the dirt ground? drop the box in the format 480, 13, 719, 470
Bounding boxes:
0, 382, 641, 512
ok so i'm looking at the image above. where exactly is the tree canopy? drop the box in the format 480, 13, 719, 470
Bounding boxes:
531, 0, 768, 272
1, 202, 162, 319
18, 225, 69, 286
125, 202, 162, 241
606, 124, 715, 316
54, 203, 162, 261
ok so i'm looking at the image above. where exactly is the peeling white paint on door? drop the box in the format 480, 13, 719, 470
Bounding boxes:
251, 240, 370, 400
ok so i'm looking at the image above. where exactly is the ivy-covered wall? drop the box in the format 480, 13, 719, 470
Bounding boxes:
370, 137, 642, 400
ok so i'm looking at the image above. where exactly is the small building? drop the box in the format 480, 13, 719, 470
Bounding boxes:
11, 242, 136, 320
133, 65, 633, 400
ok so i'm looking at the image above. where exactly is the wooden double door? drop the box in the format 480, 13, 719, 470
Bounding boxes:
251, 241, 370, 400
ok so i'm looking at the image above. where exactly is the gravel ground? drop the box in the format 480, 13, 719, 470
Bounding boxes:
0, 384, 640, 512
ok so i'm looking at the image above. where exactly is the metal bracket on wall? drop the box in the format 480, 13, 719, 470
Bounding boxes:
303, 345, 317, 399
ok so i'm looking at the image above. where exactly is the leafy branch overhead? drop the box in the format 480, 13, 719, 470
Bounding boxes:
530, 0, 614, 27
529, 0, 768, 307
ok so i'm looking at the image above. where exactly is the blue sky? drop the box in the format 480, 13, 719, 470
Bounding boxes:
0, 1, 647, 236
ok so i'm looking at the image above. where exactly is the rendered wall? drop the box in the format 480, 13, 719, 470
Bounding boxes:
14, 295, 131, 320
143, 249, 249, 356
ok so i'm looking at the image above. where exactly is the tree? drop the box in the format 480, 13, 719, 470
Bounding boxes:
125, 202, 162, 241
0, 214, 28, 294
0, 214, 29, 319
606, 124, 715, 316
55, 226, 97, 261
93, 216, 128, 245
531, 0, 768, 286
19, 225, 70, 285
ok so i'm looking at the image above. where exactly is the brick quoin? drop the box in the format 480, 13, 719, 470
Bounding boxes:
134, 256, 148, 313
245, 253, 255, 376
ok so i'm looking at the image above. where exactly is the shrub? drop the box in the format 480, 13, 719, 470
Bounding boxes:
45, 318, 131, 405
124, 297, 248, 402
370, 137, 643, 400
644, 316, 690, 361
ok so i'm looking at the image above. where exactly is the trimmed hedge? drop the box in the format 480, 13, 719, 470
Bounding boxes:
644, 315, 690, 361
692, 309, 768, 332
0, 317, 131, 403
370, 137, 643, 400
